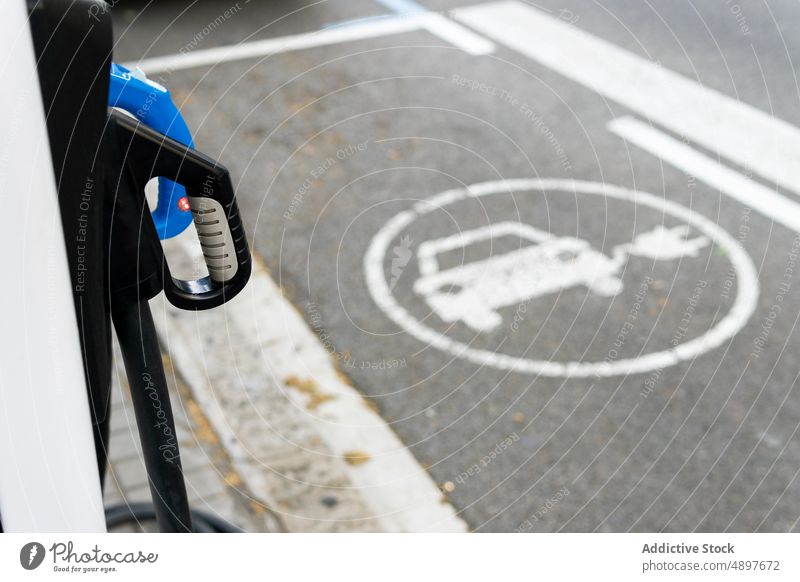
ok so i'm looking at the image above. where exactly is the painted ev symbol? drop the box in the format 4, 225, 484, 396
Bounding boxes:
413, 221, 710, 332
364, 179, 759, 378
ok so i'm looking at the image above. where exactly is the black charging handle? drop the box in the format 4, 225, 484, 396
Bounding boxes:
110, 109, 251, 310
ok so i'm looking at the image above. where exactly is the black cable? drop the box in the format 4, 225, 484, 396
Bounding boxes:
110, 299, 243, 533
111, 298, 193, 533
104, 503, 242, 533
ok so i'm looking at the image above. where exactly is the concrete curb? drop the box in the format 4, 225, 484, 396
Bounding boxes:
151, 231, 467, 532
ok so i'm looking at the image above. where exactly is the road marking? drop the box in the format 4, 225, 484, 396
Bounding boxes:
413, 221, 707, 332
373, 0, 495, 55
126, 7, 492, 75
155, 230, 467, 532
415, 13, 496, 55
417, 221, 552, 276
608, 116, 800, 233
127, 17, 421, 74
374, 0, 431, 13
365, 179, 758, 377
453, 0, 800, 199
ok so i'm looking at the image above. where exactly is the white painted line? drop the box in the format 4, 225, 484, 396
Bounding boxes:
126, 11, 491, 75
371, 0, 494, 55
417, 13, 495, 55
155, 231, 467, 532
454, 0, 800, 199
126, 17, 423, 74
608, 116, 800, 233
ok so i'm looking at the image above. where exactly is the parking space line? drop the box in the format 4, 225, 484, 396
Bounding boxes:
453, 0, 800, 200
374, 0, 430, 13
127, 4, 492, 75
373, 0, 494, 55
608, 116, 800, 233
415, 13, 495, 55
127, 17, 423, 74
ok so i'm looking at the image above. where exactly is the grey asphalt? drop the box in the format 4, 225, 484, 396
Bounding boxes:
114, 0, 800, 532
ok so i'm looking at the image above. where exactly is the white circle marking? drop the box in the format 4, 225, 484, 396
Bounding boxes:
364, 179, 759, 377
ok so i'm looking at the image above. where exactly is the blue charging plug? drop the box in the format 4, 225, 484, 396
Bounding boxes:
109, 63, 195, 239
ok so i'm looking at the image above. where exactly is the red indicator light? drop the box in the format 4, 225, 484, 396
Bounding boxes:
177, 196, 191, 212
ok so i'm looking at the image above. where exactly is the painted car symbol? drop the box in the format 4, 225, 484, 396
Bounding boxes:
413, 221, 709, 332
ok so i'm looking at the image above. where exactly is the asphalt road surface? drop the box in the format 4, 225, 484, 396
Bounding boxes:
114, 0, 800, 532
